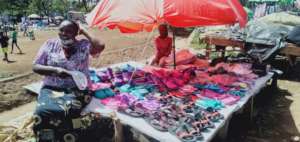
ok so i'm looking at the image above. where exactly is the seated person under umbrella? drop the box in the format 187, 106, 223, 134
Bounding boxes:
150, 24, 173, 67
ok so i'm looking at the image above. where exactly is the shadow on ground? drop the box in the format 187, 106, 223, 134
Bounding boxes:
272, 57, 300, 81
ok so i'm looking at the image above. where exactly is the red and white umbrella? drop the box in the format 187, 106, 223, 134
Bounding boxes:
86, 0, 247, 33
86, 0, 247, 68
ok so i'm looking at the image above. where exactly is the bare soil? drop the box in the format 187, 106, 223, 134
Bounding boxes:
0, 28, 299, 142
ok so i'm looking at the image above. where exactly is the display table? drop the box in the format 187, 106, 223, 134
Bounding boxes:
280, 43, 300, 66
82, 61, 274, 142
203, 35, 300, 66
202, 34, 245, 58
24, 61, 274, 142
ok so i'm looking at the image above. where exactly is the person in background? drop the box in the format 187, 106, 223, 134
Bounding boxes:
11, 28, 23, 54
0, 31, 12, 63
150, 24, 173, 67
32, 20, 105, 142
28, 28, 35, 40
23, 22, 28, 37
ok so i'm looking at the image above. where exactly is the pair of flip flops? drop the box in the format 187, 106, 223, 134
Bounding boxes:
195, 98, 224, 110
180, 104, 216, 130
94, 88, 115, 99
89, 70, 101, 83
203, 107, 224, 122
147, 109, 180, 132
228, 89, 246, 97
118, 101, 145, 117
192, 111, 215, 131
89, 82, 112, 91
118, 84, 151, 100
169, 123, 203, 142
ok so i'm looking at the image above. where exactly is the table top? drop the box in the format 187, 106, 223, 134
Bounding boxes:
82, 61, 274, 142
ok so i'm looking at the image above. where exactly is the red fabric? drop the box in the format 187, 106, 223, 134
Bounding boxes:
201, 89, 227, 100
164, 49, 196, 66
193, 59, 209, 68
86, 0, 247, 33
191, 71, 210, 84
210, 74, 238, 86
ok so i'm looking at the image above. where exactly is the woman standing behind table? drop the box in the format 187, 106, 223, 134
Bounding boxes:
32, 20, 105, 142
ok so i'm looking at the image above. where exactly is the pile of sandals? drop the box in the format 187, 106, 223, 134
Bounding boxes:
87, 59, 259, 141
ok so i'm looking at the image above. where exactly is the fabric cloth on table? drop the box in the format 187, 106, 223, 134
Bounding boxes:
94, 88, 115, 99
195, 98, 224, 110
89, 82, 112, 91
100, 93, 137, 110
199, 89, 240, 105
164, 49, 197, 67
287, 26, 300, 46
200, 89, 227, 100
192, 59, 210, 68
209, 74, 238, 86
204, 84, 228, 94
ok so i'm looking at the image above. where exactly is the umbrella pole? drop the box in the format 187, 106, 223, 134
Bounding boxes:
172, 30, 176, 69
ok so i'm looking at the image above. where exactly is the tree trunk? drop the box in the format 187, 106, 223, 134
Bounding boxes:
82, 0, 88, 12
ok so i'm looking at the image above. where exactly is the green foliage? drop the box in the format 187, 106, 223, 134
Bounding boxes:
0, 0, 31, 16
0, 0, 98, 19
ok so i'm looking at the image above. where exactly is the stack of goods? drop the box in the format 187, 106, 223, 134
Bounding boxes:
87, 50, 259, 141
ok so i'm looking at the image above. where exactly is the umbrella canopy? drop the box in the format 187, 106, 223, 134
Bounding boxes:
86, 0, 247, 33
28, 14, 40, 19
54, 16, 64, 20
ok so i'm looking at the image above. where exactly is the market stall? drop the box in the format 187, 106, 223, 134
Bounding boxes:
201, 30, 300, 66
23, 0, 279, 141
82, 61, 274, 142
25, 53, 275, 142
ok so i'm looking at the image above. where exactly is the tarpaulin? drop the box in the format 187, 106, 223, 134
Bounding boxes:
86, 0, 247, 33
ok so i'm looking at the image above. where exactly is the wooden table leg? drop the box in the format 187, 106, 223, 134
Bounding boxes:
206, 44, 211, 59
287, 55, 295, 67
216, 46, 226, 58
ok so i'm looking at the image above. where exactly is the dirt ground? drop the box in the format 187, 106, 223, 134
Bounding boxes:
0, 28, 155, 112
0, 29, 300, 142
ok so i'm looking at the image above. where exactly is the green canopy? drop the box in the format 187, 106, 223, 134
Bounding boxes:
244, 7, 254, 20
248, 0, 279, 2
279, 0, 294, 5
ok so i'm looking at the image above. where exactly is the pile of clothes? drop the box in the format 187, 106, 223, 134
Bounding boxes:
87, 50, 259, 141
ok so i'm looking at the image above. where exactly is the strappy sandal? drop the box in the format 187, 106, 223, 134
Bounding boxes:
193, 111, 215, 131
204, 107, 224, 122
119, 102, 145, 117
146, 111, 171, 132
184, 124, 203, 141
169, 123, 197, 142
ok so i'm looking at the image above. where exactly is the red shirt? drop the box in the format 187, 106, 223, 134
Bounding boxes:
154, 36, 172, 58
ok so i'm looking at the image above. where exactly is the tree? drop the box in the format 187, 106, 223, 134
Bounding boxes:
82, 0, 89, 12
0, 0, 31, 15
52, 0, 70, 16
28, 0, 53, 17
